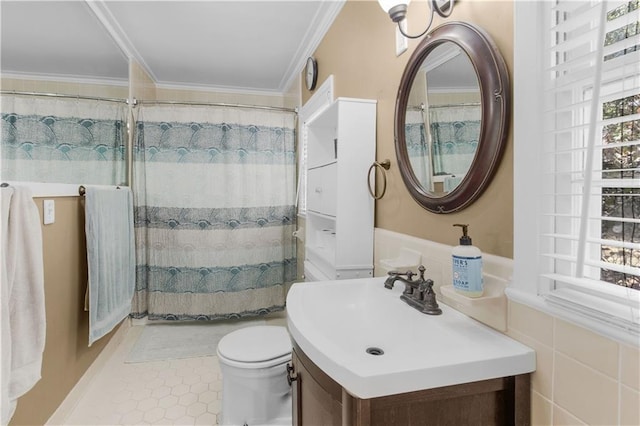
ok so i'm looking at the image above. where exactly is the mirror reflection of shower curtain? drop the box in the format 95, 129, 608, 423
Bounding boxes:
429, 104, 480, 177
405, 109, 431, 190
1, 94, 127, 185
131, 105, 297, 320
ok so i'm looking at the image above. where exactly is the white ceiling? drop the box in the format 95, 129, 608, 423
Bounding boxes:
0, 1, 344, 94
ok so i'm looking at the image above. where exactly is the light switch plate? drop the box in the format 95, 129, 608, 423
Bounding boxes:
43, 199, 55, 225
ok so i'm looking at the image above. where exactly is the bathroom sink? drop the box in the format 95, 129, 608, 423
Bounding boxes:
286, 277, 535, 399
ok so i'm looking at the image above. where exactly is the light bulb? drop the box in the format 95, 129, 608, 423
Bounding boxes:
378, 0, 410, 22
378, 0, 410, 13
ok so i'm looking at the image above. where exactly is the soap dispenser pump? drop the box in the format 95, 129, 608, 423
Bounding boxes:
452, 224, 483, 298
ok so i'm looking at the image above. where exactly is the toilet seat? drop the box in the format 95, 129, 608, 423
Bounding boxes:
217, 325, 291, 369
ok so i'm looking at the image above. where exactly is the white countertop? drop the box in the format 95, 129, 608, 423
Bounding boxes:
286, 277, 536, 399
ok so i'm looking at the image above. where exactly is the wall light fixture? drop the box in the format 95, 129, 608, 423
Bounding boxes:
378, 0, 455, 39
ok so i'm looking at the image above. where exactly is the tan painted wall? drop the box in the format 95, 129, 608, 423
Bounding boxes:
9, 198, 117, 426
302, 0, 514, 257
132, 59, 299, 108
1, 77, 128, 99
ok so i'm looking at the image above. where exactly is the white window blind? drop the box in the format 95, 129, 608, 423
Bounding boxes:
540, 0, 640, 334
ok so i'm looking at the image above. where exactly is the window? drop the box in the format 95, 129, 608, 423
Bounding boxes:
512, 0, 640, 344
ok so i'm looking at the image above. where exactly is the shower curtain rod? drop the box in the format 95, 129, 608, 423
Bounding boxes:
138, 99, 297, 114
1, 91, 297, 113
0, 90, 131, 105
429, 102, 481, 108
408, 102, 482, 111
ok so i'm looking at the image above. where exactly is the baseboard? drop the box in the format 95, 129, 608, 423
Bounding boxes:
45, 318, 131, 425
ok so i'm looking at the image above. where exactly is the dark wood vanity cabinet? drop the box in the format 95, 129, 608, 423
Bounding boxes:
290, 344, 531, 426
291, 346, 342, 425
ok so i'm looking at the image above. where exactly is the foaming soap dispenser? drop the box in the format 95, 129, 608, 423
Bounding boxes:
452, 224, 483, 297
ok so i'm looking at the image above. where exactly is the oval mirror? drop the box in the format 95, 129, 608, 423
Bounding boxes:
395, 22, 510, 213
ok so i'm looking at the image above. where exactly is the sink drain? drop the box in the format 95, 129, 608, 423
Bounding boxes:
366, 347, 385, 356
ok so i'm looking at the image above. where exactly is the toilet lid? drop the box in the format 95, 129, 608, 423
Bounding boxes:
217, 325, 291, 363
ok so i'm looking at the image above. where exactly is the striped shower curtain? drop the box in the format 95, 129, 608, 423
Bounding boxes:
1, 94, 126, 185
429, 104, 481, 176
131, 105, 297, 320
405, 109, 430, 189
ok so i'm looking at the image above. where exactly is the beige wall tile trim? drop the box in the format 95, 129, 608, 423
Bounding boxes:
374, 228, 511, 330
374, 228, 513, 278
620, 385, 640, 426
506, 285, 638, 349
508, 328, 553, 399
531, 390, 552, 426
508, 301, 554, 347
555, 318, 619, 379
553, 403, 588, 426
554, 352, 619, 426
620, 343, 640, 391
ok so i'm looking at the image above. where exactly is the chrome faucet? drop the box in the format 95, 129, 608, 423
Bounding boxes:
384, 266, 442, 315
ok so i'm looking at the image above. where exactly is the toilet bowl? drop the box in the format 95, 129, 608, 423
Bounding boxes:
217, 325, 292, 426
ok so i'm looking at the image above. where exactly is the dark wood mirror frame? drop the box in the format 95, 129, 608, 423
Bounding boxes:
394, 21, 510, 214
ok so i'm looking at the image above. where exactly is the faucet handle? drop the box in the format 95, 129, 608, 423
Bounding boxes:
421, 279, 441, 315
419, 278, 434, 293
418, 265, 426, 280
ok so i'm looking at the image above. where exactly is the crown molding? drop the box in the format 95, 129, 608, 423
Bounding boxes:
0, 71, 128, 87
83, 0, 344, 95
278, 0, 346, 93
84, 0, 157, 83
154, 80, 289, 99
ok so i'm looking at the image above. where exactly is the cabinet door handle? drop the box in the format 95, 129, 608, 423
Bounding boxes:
286, 362, 298, 386
315, 187, 323, 193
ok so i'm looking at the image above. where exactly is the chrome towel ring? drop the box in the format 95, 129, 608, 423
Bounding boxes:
367, 159, 391, 200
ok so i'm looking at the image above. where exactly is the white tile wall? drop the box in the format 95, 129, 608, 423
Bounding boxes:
375, 228, 640, 425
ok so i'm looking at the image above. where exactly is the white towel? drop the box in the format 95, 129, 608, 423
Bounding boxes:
1, 186, 46, 424
84, 186, 135, 347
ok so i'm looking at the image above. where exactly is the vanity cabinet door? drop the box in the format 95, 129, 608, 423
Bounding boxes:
292, 348, 342, 425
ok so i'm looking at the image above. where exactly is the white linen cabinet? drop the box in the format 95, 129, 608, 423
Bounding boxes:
304, 97, 376, 280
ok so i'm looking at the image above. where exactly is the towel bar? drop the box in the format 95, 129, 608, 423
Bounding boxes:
78, 185, 121, 196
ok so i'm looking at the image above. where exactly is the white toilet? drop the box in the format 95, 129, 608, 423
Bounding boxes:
217, 325, 292, 426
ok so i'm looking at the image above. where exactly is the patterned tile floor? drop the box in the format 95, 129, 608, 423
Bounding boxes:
63, 314, 287, 425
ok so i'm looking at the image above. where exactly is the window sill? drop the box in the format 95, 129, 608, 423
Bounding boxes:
505, 287, 639, 347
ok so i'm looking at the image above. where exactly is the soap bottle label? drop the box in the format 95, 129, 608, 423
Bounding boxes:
452, 255, 483, 293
